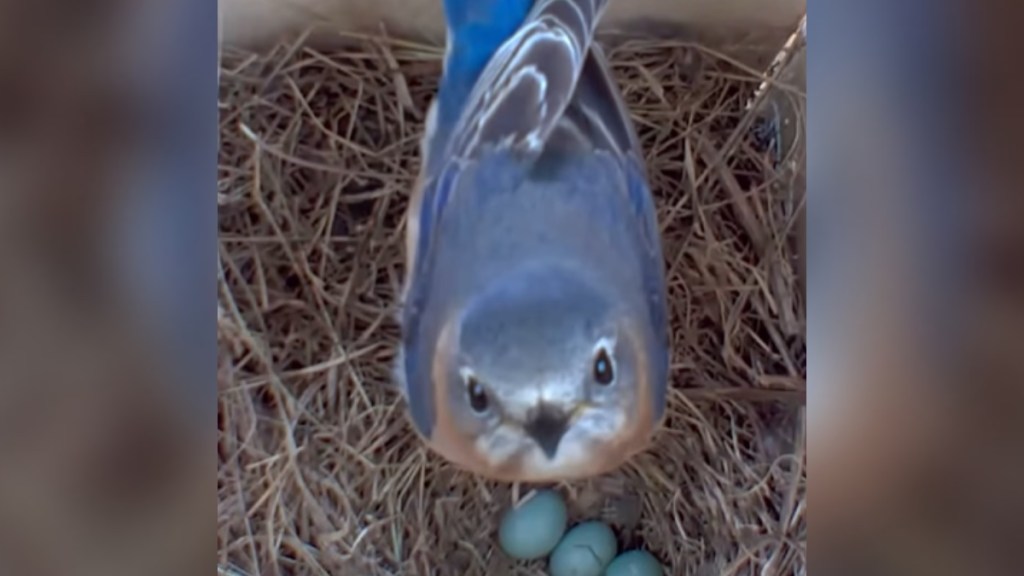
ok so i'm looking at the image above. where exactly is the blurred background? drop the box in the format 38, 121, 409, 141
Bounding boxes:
0, 0, 1020, 574
810, 1, 1023, 574
0, 0, 214, 574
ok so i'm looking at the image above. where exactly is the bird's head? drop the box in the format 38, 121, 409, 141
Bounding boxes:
424, 263, 661, 481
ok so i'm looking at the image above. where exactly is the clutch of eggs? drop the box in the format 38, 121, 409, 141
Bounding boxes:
496, 488, 663, 575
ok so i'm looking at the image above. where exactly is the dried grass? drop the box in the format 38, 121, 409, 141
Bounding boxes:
217, 31, 806, 576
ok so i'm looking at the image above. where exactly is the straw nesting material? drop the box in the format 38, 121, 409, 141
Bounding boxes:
217, 32, 806, 576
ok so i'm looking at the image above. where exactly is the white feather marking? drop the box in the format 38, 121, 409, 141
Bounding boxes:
500, 374, 581, 421
464, 28, 576, 153
443, 28, 452, 71
420, 98, 440, 166
457, 366, 475, 385
392, 345, 408, 396
594, 334, 617, 353
449, 10, 588, 157
467, 64, 548, 153
535, 14, 584, 61
479, 425, 525, 466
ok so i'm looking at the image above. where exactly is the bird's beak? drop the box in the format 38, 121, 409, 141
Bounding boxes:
524, 404, 571, 459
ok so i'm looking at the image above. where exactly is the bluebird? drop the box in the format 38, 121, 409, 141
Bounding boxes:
396, 0, 669, 482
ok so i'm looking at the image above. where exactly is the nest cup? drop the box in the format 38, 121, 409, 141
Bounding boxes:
217, 5, 807, 574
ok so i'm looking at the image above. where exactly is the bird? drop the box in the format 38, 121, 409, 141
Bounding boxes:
395, 0, 669, 482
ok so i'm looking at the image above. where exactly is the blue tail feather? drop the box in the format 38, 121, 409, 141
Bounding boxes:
433, 0, 535, 150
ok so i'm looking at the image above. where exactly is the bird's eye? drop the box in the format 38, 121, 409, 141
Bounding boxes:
466, 376, 489, 413
593, 348, 614, 385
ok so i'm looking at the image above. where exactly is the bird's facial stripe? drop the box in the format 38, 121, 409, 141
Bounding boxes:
572, 406, 625, 437
476, 424, 524, 466
568, 402, 592, 424
504, 401, 598, 439
472, 407, 636, 478
498, 377, 580, 420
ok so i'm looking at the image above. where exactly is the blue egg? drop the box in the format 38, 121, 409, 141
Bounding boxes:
497, 489, 568, 560
604, 549, 663, 576
548, 520, 618, 576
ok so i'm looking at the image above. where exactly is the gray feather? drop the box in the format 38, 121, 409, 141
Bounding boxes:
551, 42, 643, 161
448, 0, 609, 159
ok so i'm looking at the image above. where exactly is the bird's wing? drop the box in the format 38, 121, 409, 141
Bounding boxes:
447, 0, 610, 160
410, 0, 611, 294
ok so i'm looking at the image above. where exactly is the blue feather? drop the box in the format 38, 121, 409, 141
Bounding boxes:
415, 0, 610, 281
432, 0, 536, 157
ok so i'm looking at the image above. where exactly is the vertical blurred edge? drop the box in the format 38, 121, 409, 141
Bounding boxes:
804, 0, 1011, 574
0, 0, 217, 574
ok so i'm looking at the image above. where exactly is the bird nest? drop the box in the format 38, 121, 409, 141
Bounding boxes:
217, 31, 806, 576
